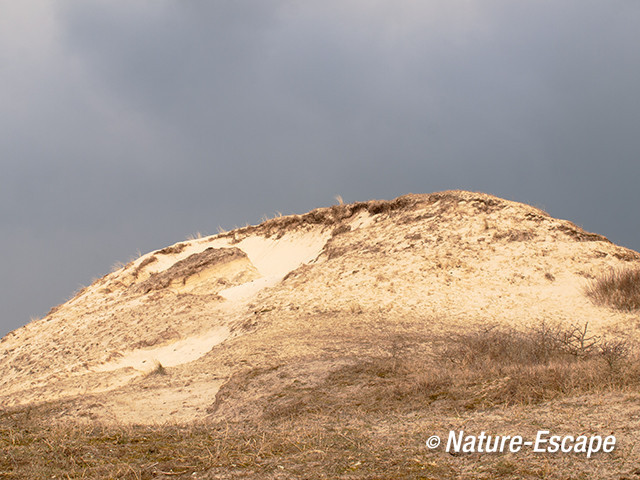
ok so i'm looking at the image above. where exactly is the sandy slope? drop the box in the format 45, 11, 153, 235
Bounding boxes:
0, 191, 638, 424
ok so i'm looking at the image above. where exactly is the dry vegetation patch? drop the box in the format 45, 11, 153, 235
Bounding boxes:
155, 243, 187, 255
240, 323, 640, 422
586, 267, 640, 311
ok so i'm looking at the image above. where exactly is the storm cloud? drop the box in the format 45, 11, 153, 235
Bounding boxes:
2, 1, 639, 336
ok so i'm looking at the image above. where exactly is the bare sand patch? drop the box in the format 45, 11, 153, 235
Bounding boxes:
92, 326, 230, 374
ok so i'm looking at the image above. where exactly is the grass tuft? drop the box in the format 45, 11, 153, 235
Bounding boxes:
148, 361, 167, 376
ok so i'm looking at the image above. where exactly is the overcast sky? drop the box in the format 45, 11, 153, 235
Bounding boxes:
1, 1, 639, 337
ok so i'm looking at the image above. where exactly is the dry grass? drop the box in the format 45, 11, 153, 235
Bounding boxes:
147, 361, 167, 376
228, 323, 640, 423
132, 255, 158, 279
221, 191, 498, 243
555, 222, 611, 243
2, 397, 637, 480
0, 403, 444, 479
0, 411, 221, 479
155, 243, 187, 255
493, 229, 536, 242
586, 267, 640, 311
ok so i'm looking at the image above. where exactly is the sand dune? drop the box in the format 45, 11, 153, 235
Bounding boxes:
1, 191, 638, 424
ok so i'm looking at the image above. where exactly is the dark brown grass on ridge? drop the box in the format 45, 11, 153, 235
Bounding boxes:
214, 191, 519, 243
155, 243, 188, 255
208, 190, 616, 250
586, 267, 640, 311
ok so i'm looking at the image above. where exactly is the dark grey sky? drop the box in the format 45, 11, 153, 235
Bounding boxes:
2, 1, 639, 337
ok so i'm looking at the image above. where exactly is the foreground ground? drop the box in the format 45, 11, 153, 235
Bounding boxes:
2, 391, 640, 480
3, 323, 640, 479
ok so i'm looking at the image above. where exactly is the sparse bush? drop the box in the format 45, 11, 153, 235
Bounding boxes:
586, 267, 640, 311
